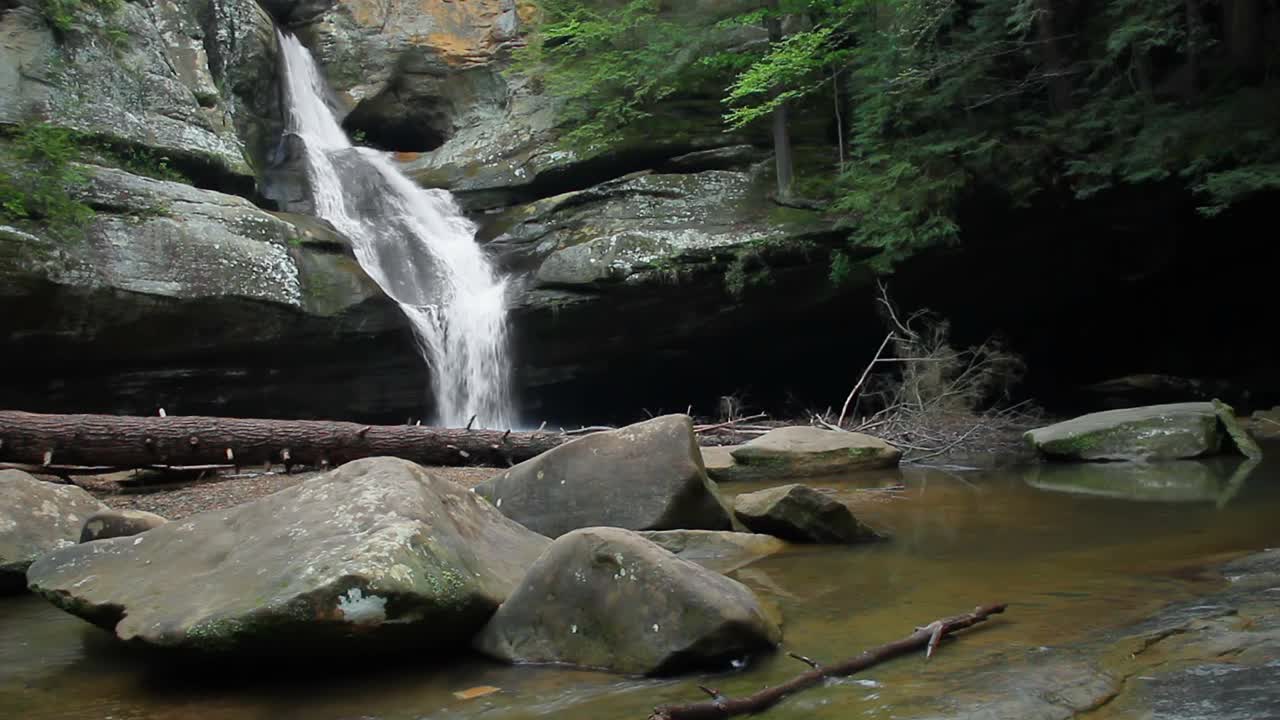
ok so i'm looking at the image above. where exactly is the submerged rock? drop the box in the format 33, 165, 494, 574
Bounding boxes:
1024, 401, 1262, 462
638, 530, 788, 574
728, 427, 901, 479
474, 527, 781, 675
0, 470, 108, 594
79, 510, 168, 543
474, 415, 733, 537
26, 458, 549, 655
732, 484, 882, 544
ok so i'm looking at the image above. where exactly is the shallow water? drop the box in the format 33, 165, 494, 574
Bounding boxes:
3, 450, 1279, 720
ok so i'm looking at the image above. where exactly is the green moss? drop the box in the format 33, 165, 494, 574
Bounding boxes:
0, 123, 94, 236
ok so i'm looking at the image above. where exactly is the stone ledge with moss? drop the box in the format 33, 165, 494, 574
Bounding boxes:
1024, 401, 1263, 462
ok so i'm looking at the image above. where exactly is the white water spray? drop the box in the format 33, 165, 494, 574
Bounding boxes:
277, 31, 514, 428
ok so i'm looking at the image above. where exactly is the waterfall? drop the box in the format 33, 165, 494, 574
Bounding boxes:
276, 31, 514, 429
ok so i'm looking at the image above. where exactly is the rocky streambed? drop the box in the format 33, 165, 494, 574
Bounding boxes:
2, 415, 1278, 719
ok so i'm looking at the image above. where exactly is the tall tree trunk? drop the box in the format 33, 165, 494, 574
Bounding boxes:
1033, 0, 1073, 111
765, 0, 794, 200
1223, 0, 1263, 75
1183, 0, 1201, 97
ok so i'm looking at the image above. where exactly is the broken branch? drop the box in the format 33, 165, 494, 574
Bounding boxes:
648, 603, 1006, 720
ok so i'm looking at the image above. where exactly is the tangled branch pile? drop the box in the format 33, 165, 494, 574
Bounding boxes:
822, 283, 1040, 462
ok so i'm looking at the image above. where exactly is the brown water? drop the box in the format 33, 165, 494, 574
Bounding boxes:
3, 452, 1279, 720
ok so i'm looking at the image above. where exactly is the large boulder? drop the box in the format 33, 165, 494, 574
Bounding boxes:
727, 426, 901, 480
79, 509, 168, 543
474, 414, 733, 537
26, 457, 550, 655
1025, 401, 1262, 462
474, 527, 781, 675
732, 484, 882, 544
638, 530, 787, 574
0, 470, 108, 594
0, 167, 423, 422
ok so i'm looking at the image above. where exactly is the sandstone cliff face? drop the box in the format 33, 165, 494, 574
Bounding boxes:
0, 0, 863, 423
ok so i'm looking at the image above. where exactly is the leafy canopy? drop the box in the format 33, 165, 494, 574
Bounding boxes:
520, 0, 1280, 276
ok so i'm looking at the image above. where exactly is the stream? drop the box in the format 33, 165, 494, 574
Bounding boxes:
3, 449, 1278, 719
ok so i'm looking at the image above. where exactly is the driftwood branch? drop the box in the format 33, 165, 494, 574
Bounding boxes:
0, 410, 570, 472
648, 603, 1007, 720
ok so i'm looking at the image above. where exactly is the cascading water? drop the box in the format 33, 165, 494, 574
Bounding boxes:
276, 31, 514, 428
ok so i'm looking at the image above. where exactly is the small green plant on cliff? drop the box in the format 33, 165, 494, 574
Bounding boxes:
0, 123, 94, 231
91, 141, 187, 183
39, 0, 124, 34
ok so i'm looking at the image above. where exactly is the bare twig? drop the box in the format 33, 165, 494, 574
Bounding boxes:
838, 332, 896, 427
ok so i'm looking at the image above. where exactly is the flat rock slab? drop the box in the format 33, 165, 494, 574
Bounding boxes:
474, 527, 781, 675
26, 457, 550, 656
0, 470, 107, 594
638, 530, 788, 573
729, 427, 900, 480
732, 484, 882, 544
1025, 401, 1262, 462
475, 415, 732, 537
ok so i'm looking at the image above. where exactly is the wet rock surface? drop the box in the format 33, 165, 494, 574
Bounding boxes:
0, 470, 108, 594
473, 527, 781, 675
732, 484, 882, 544
474, 415, 733, 537
909, 549, 1280, 719
26, 458, 551, 655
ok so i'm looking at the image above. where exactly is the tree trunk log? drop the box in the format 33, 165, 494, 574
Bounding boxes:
649, 603, 1007, 720
0, 411, 571, 471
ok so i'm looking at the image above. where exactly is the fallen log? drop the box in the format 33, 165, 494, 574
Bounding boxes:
0, 410, 570, 472
649, 603, 1007, 720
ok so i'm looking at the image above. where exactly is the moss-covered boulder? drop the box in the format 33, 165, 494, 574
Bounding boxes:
727, 427, 901, 480
474, 527, 781, 675
475, 414, 733, 538
1024, 401, 1262, 462
0, 470, 108, 594
732, 484, 883, 544
26, 458, 550, 656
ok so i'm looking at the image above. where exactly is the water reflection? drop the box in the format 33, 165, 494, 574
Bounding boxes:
1023, 457, 1260, 505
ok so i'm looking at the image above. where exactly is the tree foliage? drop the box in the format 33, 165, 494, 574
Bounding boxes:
519, 0, 1280, 273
